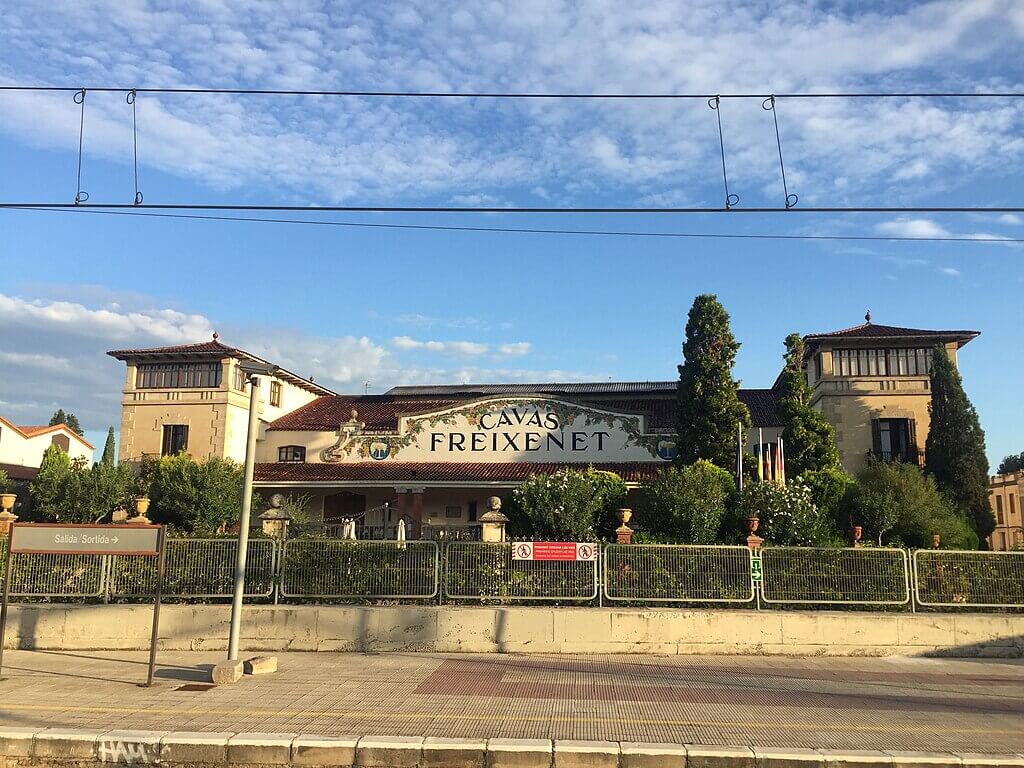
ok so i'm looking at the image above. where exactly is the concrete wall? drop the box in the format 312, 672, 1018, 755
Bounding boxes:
4, 604, 1023, 657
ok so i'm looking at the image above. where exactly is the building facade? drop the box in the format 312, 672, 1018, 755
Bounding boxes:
988, 472, 1023, 551
108, 334, 334, 464
108, 318, 980, 536
0, 416, 94, 479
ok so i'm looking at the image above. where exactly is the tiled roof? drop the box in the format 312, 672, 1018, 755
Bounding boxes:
388, 381, 678, 396
0, 417, 94, 448
267, 387, 783, 431
804, 322, 978, 344
17, 425, 53, 436
107, 337, 336, 396
254, 461, 665, 484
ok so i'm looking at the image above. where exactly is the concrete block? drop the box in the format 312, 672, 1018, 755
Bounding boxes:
436, 608, 496, 652
212, 659, 244, 684
422, 737, 487, 768
895, 616, 956, 649
243, 607, 318, 650
954, 756, 1024, 768
33, 728, 102, 760
884, 752, 961, 768
367, 608, 437, 650
0, 728, 39, 757
356, 736, 425, 767
822, 750, 894, 768
160, 732, 232, 764
6, 606, 68, 649
96, 730, 163, 764
291, 735, 359, 766
487, 738, 554, 768
494, 609, 556, 652
620, 742, 687, 768
553, 610, 612, 645
244, 654, 278, 674
228, 733, 297, 765
555, 740, 620, 768
754, 747, 825, 768
687, 745, 757, 768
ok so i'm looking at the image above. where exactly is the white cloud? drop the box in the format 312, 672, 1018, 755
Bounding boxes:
498, 342, 531, 356
0, 351, 72, 373
390, 336, 489, 356
998, 214, 1023, 225
875, 219, 951, 238
938, 266, 962, 276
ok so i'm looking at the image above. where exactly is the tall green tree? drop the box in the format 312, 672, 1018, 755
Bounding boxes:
100, 427, 116, 466
997, 452, 1024, 475
777, 333, 841, 475
48, 409, 84, 436
29, 444, 72, 520
674, 294, 750, 469
924, 345, 994, 544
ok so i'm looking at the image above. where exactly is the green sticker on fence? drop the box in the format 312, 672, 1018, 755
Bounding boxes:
750, 556, 763, 582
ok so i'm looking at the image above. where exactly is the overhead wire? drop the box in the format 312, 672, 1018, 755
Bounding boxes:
7, 206, 1023, 244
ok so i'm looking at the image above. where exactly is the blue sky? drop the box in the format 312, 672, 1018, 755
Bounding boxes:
0, 1, 1022, 467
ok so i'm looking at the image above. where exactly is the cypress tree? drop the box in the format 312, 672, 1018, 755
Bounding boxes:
777, 333, 841, 475
674, 294, 751, 469
101, 427, 116, 466
924, 344, 994, 545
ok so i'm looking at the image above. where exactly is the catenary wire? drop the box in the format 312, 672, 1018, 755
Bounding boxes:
2, 85, 1024, 98
8, 206, 1023, 244
2, 203, 1024, 213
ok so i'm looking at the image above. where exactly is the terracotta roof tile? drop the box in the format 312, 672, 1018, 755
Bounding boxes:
254, 461, 665, 484
804, 322, 978, 343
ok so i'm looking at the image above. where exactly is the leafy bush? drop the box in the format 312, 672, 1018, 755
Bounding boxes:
507, 468, 617, 541
797, 467, 855, 524
843, 460, 979, 549
589, 469, 628, 535
148, 454, 252, 535
28, 445, 136, 523
0, 469, 11, 494
738, 482, 841, 547
637, 460, 735, 543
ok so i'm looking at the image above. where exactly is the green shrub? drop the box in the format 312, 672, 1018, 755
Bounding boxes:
797, 467, 855, 524
842, 460, 978, 549
738, 482, 841, 547
508, 468, 612, 541
147, 454, 254, 535
0, 469, 11, 494
637, 460, 734, 543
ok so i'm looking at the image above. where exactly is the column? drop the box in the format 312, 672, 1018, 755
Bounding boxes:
394, 488, 408, 537
411, 488, 424, 539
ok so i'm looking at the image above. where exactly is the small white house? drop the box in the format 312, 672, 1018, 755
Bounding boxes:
0, 416, 94, 480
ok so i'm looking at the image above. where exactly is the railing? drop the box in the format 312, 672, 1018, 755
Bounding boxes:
913, 549, 1024, 608
443, 542, 599, 602
3, 535, 1022, 609
107, 538, 277, 598
761, 547, 910, 605
603, 544, 754, 603
280, 539, 439, 599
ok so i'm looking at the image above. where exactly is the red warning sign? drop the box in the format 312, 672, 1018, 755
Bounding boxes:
512, 542, 598, 561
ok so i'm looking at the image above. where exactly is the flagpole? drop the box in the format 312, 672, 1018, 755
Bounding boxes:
736, 422, 744, 492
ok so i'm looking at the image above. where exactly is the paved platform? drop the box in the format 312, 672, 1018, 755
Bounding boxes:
1, 651, 1023, 752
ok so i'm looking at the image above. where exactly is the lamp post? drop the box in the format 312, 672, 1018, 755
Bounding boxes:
226, 360, 277, 662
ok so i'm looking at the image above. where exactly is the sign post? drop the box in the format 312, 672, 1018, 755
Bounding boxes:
0, 523, 164, 685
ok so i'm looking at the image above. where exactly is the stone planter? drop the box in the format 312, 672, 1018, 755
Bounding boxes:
0, 493, 15, 513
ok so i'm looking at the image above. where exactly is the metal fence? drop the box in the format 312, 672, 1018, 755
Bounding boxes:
913, 549, 1024, 608
761, 547, 910, 605
443, 542, 599, 602
107, 538, 277, 598
0, 538, 105, 597
603, 544, 754, 603
280, 539, 439, 599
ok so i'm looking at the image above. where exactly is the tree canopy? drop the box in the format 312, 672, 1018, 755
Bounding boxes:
997, 452, 1024, 475
777, 333, 841, 475
100, 427, 116, 466
48, 409, 84, 436
924, 345, 994, 544
674, 294, 750, 469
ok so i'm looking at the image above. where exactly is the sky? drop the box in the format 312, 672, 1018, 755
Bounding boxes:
0, 0, 1022, 467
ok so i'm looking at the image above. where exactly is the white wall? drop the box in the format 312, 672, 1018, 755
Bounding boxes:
0, 424, 92, 469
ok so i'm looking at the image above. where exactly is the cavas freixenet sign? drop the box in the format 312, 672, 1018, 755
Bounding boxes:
321, 397, 676, 464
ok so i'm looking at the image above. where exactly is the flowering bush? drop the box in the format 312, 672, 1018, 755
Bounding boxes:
738, 481, 840, 547
508, 468, 616, 541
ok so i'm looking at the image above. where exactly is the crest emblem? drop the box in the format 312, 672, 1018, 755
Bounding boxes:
656, 439, 677, 461
369, 440, 390, 461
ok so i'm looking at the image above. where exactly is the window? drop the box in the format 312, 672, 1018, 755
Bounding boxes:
161, 425, 189, 456
137, 362, 221, 389
270, 381, 282, 407
996, 495, 1004, 524
872, 418, 918, 463
233, 365, 246, 391
278, 445, 306, 463
832, 348, 934, 377
445, 505, 462, 519
51, 434, 70, 452
467, 501, 478, 522
1010, 494, 1017, 517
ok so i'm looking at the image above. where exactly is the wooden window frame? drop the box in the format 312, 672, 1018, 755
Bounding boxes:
277, 445, 306, 463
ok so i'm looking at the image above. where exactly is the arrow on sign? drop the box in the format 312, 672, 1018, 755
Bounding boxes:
112, 537, 119, 543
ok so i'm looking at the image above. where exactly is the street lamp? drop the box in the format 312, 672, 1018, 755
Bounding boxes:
226, 360, 277, 662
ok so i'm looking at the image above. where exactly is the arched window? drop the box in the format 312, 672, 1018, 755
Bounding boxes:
278, 445, 306, 463
51, 433, 71, 452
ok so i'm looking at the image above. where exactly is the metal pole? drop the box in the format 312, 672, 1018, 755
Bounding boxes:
145, 525, 167, 686
227, 375, 260, 660
0, 529, 15, 680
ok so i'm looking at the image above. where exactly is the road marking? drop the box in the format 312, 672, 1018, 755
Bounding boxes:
2, 703, 1021, 736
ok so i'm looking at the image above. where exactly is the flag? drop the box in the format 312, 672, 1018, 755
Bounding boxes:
765, 443, 773, 484
735, 422, 744, 492
757, 428, 764, 482
779, 437, 786, 485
